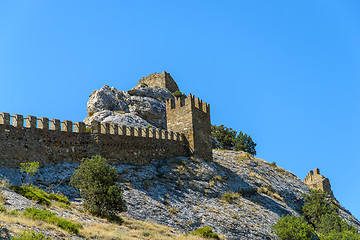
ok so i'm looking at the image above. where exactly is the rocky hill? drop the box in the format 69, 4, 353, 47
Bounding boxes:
1, 150, 359, 239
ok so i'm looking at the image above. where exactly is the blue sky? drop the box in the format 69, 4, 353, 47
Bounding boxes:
1, 1, 359, 219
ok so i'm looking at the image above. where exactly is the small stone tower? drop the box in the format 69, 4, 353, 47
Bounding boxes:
138, 71, 180, 93
166, 94, 212, 160
304, 168, 334, 197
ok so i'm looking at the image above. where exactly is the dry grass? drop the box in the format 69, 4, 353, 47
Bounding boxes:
257, 186, 283, 201
1, 204, 211, 240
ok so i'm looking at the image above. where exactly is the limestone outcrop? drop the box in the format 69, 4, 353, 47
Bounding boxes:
84, 74, 177, 129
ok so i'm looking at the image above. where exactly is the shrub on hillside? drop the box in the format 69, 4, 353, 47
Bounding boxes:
302, 190, 338, 226
172, 90, 184, 98
23, 207, 83, 234
20, 161, 39, 185
192, 226, 220, 239
271, 215, 315, 240
9, 185, 70, 206
12, 230, 50, 240
70, 155, 126, 219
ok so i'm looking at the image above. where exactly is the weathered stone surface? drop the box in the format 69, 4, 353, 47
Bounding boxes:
84, 110, 154, 128
303, 168, 334, 197
128, 84, 174, 102
86, 83, 174, 129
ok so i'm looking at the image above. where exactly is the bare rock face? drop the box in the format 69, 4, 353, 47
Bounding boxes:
85, 79, 175, 129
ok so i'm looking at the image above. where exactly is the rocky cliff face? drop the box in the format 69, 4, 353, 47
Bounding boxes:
84, 83, 175, 129
1, 150, 359, 239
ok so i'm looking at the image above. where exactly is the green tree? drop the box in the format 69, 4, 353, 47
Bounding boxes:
211, 125, 237, 150
234, 131, 257, 155
20, 161, 39, 186
271, 215, 316, 240
70, 156, 126, 219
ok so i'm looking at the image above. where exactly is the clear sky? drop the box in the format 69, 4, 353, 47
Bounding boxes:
1, 1, 359, 219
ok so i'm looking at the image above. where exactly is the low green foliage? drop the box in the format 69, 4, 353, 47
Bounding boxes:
271, 215, 315, 240
269, 162, 277, 168
20, 161, 39, 185
140, 82, 148, 87
23, 207, 83, 234
85, 127, 92, 133
11, 230, 50, 240
220, 192, 239, 204
9, 185, 70, 206
172, 91, 184, 97
273, 190, 360, 239
70, 156, 126, 219
192, 226, 220, 239
0, 205, 6, 212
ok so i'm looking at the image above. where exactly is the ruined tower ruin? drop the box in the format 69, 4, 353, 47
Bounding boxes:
166, 94, 212, 160
138, 71, 180, 93
303, 168, 334, 197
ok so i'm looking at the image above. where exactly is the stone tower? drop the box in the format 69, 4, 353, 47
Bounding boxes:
303, 168, 334, 197
166, 94, 212, 160
138, 71, 180, 93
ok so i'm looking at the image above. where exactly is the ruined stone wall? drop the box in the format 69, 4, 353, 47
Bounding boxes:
0, 112, 188, 168
166, 94, 212, 160
138, 71, 180, 93
303, 168, 334, 196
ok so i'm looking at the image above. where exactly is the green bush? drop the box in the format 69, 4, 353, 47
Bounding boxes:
70, 156, 126, 219
9, 186, 70, 206
23, 207, 83, 234
172, 90, 184, 97
12, 230, 50, 240
302, 190, 338, 226
140, 82, 148, 87
192, 226, 220, 239
220, 192, 239, 204
20, 161, 39, 185
320, 229, 360, 240
271, 215, 315, 240
0, 205, 6, 212
10, 185, 51, 206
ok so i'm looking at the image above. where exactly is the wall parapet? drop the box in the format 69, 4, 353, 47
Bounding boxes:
0, 112, 183, 142
0, 112, 189, 168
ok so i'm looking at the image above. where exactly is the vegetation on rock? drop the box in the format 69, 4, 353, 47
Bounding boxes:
272, 190, 360, 239
191, 226, 220, 239
70, 155, 126, 220
20, 162, 39, 185
211, 125, 256, 155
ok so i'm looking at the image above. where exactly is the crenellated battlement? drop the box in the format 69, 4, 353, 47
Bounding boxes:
0, 111, 187, 168
0, 112, 183, 142
166, 94, 210, 114
166, 93, 212, 160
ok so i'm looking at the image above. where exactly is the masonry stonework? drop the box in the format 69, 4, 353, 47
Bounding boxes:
0, 113, 188, 168
166, 94, 212, 160
303, 168, 334, 197
138, 71, 180, 93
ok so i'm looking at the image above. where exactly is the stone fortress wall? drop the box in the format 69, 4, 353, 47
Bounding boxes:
0, 112, 188, 168
303, 168, 334, 197
0, 71, 213, 168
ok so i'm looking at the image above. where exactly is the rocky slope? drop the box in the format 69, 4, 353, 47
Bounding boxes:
84, 83, 175, 129
1, 150, 359, 239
